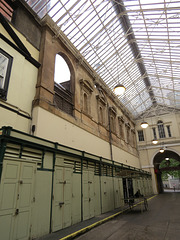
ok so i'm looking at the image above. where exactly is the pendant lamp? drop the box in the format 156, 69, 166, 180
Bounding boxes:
113, 84, 126, 95
140, 121, 149, 129
152, 139, 158, 144
159, 148, 164, 153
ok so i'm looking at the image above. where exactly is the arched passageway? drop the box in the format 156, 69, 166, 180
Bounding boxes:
153, 150, 180, 193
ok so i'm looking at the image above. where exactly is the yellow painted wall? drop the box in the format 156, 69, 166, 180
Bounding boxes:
136, 113, 180, 146
0, 23, 39, 133
0, 23, 39, 61
32, 106, 140, 167
112, 144, 140, 168
136, 112, 180, 193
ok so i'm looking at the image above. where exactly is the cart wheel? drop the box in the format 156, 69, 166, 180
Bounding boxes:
144, 198, 148, 211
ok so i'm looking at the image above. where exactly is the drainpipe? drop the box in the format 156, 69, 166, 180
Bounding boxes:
107, 104, 116, 209
107, 103, 113, 161
81, 152, 84, 221
49, 142, 57, 233
99, 157, 102, 213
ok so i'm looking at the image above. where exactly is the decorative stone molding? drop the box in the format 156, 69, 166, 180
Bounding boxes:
118, 116, 124, 123
79, 79, 93, 93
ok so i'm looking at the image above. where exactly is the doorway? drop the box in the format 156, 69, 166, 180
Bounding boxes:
153, 150, 180, 193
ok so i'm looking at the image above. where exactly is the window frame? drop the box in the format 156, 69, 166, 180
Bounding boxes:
137, 130, 145, 142
157, 120, 166, 139
0, 48, 13, 100
152, 127, 157, 139
166, 125, 172, 137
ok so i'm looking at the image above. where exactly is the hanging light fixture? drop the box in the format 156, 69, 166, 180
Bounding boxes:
159, 148, 164, 153
152, 139, 158, 144
165, 157, 169, 161
141, 121, 149, 129
113, 84, 126, 95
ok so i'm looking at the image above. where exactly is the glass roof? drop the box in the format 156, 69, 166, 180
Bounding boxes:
25, 0, 180, 118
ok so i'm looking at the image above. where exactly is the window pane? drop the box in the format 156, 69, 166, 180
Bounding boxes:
0, 53, 9, 89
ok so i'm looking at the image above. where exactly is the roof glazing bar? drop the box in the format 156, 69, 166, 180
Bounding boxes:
112, 0, 157, 106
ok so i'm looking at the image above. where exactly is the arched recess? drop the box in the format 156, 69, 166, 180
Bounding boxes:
153, 149, 180, 193
54, 53, 75, 115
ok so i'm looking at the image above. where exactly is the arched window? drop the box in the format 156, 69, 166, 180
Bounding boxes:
54, 53, 74, 115
157, 120, 166, 138
54, 54, 71, 90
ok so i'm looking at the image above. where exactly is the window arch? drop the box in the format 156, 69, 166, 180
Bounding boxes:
54, 53, 74, 116
157, 120, 166, 138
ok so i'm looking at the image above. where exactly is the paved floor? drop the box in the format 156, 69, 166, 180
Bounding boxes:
36, 191, 180, 240
75, 191, 180, 240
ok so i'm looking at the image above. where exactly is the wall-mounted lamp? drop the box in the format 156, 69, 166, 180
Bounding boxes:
152, 139, 158, 144
141, 121, 149, 129
165, 157, 169, 161
113, 84, 126, 95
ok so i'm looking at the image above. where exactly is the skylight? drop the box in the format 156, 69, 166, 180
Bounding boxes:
25, 0, 180, 117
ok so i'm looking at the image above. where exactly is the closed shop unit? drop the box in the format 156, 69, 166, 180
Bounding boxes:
101, 176, 114, 213
0, 160, 35, 240
0, 126, 152, 240
114, 177, 124, 209
52, 166, 73, 232
83, 170, 95, 220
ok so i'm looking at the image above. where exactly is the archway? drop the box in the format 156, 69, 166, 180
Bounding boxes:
153, 150, 180, 193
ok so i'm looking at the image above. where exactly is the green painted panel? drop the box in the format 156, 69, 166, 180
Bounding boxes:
0, 214, 13, 240
72, 174, 81, 225
31, 171, 52, 238
94, 175, 101, 216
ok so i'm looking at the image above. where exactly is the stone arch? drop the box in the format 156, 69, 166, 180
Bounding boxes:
150, 148, 180, 166
152, 148, 180, 193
